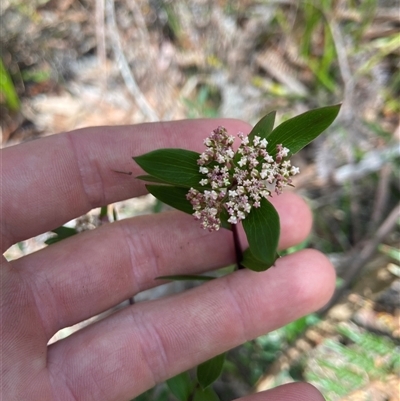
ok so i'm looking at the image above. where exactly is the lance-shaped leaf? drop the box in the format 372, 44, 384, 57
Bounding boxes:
241, 248, 279, 272
193, 387, 220, 401
242, 198, 280, 268
146, 185, 194, 215
136, 174, 171, 184
267, 104, 341, 156
248, 110, 276, 142
197, 353, 226, 390
166, 371, 194, 401
134, 149, 204, 189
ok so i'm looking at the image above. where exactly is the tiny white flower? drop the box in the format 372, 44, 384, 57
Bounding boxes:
264, 154, 274, 163
193, 211, 201, 219
237, 211, 246, 220
259, 138, 268, 148
251, 159, 259, 167
199, 167, 208, 174
226, 201, 235, 208
200, 179, 208, 186
229, 190, 238, 198
238, 157, 247, 167
283, 169, 291, 177
200, 153, 209, 161
226, 148, 235, 158
204, 138, 212, 146
253, 136, 261, 146
281, 147, 290, 157
217, 154, 225, 164
210, 190, 218, 200
291, 166, 300, 175
209, 207, 218, 216
241, 136, 249, 146
228, 215, 238, 224
237, 186, 245, 195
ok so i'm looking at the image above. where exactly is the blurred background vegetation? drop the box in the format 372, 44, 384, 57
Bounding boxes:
1, 0, 399, 400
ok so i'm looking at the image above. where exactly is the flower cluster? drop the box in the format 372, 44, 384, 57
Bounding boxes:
186, 126, 300, 231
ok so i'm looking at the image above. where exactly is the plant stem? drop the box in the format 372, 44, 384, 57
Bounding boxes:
232, 224, 244, 270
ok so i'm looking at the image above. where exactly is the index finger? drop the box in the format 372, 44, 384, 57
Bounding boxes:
1, 119, 251, 250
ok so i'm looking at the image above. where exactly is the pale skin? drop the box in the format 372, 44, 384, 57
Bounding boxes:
1, 119, 336, 401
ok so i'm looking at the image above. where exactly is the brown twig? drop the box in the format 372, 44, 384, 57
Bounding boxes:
370, 164, 392, 230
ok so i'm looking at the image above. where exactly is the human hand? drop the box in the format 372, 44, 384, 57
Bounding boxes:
2, 120, 335, 401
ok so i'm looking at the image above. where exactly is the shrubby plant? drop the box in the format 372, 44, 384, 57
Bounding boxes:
134, 105, 340, 272
133, 104, 340, 400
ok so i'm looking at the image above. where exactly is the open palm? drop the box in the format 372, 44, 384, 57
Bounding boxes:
2, 119, 335, 401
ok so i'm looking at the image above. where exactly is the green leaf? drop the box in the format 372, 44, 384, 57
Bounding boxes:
193, 386, 220, 401
248, 110, 276, 142
136, 175, 171, 184
166, 371, 193, 401
242, 198, 280, 268
0, 57, 20, 112
134, 149, 204, 189
45, 226, 77, 245
156, 275, 216, 281
197, 353, 226, 390
266, 104, 341, 156
146, 185, 194, 215
241, 248, 279, 272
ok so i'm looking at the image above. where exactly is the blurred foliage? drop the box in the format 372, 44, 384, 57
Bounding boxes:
0, 58, 20, 112
306, 323, 400, 401
379, 243, 400, 263
183, 84, 220, 118
224, 314, 321, 389
21, 67, 51, 84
